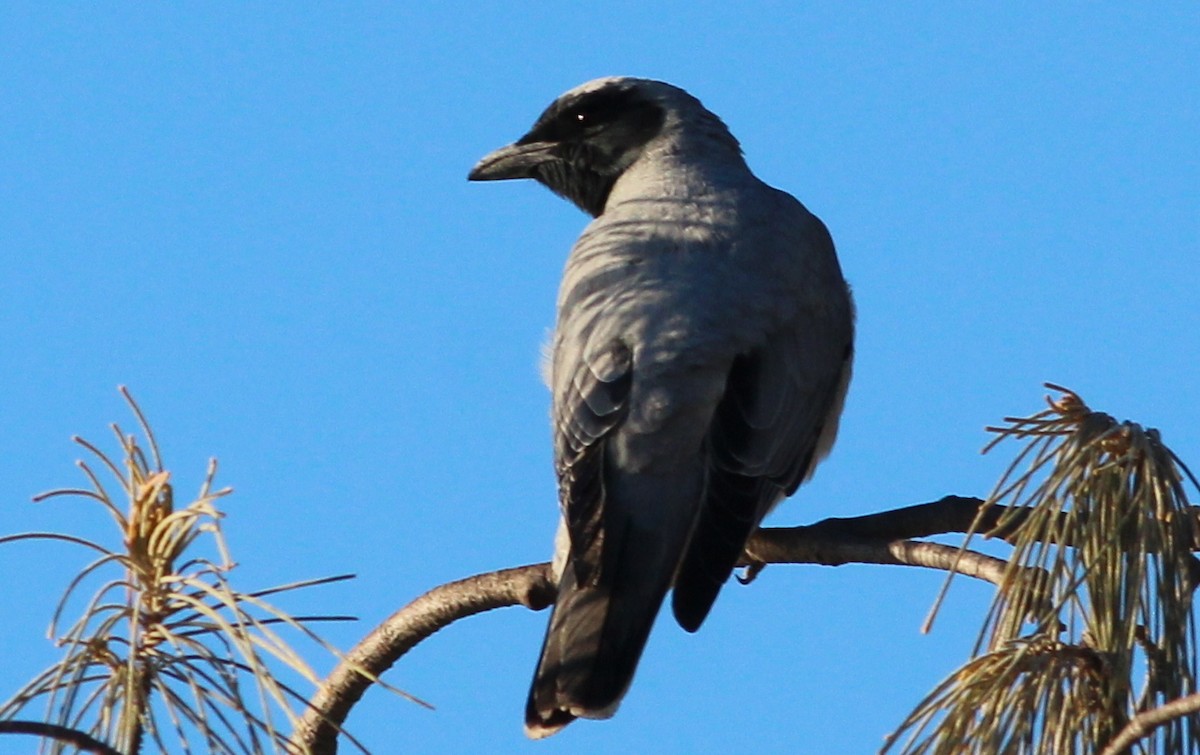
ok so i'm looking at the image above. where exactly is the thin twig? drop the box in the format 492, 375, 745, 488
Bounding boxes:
0, 720, 123, 755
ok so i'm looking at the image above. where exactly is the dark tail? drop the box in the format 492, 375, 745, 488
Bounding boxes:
524, 508, 689, 738
671, 468, 765, 632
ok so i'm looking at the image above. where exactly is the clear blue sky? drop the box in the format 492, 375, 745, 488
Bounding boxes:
2, 4, 1196, 753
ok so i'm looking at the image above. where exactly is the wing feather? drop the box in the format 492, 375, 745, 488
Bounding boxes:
672, 326, 852, 631
553, 339, 633, 585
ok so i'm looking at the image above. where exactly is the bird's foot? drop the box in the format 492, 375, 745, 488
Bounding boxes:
736, 559, 766, 585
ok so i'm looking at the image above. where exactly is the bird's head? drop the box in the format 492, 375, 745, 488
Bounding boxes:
468, 77, 737, 217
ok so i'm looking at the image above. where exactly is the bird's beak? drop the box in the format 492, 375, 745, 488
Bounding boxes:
468, 140, 557, 181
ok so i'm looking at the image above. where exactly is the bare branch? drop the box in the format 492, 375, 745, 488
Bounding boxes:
292, 493, 1200, 752
746, 534, 1011, 586
774, 495, 1200, 549
1100, 692, 1200, 755
292, 564, 556, 753
0, 720, 123, 755
293, 495, 1026, 753
760, 495, 991, 542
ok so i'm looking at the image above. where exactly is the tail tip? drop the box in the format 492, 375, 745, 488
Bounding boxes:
671, 588, 715, 633
524, 707, 576, 740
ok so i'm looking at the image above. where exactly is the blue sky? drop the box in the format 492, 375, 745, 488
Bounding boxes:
1, 4, 1196, 753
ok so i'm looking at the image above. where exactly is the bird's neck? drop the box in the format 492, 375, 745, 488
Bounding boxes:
608, 136, 751, 208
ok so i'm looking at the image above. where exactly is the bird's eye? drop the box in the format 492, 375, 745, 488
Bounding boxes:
556, 108, 591, 135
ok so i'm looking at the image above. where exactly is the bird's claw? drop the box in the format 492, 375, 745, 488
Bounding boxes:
737, 560, 766, 585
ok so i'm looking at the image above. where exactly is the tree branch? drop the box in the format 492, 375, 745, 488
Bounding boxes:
292, 564, 556, 753
293, 494, 1024, 753
296, 494, 1200, 752
1099, 692, 1200, 755
745, 531, 1011, 586
759, 494, 994, 542
0, 720, 123, 755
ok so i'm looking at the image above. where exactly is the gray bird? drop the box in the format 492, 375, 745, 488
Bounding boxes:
469, 77, 854, 738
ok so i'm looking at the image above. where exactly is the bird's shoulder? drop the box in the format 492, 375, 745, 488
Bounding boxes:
560, 175, 840, 314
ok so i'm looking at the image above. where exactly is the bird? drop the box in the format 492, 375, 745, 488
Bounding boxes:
468, 77, 854, 738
